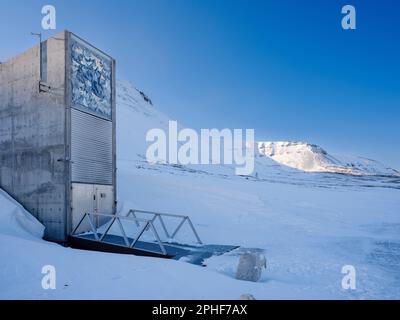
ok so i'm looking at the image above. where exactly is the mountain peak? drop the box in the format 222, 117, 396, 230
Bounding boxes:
257, 141, 399, 176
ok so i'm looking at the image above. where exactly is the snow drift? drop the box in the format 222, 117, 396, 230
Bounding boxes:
0, 189, 44, 240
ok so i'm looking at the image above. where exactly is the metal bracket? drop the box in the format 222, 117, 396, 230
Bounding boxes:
39, 81, 51, 93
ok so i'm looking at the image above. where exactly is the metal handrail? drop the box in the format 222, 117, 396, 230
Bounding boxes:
126, 209, 202, 244
71, 212, 167, 255
129, 209, 191, 219
71, 209, 203, 256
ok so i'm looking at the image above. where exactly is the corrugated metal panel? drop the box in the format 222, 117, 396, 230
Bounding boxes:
71, 109, 113, 185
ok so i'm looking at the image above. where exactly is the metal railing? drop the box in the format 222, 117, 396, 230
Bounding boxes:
71, 212, 167, 255
125, 209, 202, 245
71, 210, 202, 256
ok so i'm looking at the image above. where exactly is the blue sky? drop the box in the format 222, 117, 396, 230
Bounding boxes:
1, 0, 399, 168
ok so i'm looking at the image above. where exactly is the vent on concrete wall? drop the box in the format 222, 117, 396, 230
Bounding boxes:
71, 109, 113, 185
40, 40, 48, 83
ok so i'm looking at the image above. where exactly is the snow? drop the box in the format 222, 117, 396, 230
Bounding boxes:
0, 80, 399, 299
0, 189, 44, 240
258, 141, 400, 176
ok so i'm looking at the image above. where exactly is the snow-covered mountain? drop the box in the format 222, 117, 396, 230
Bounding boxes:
257, 141, 399, 176
116, 80, 399, 179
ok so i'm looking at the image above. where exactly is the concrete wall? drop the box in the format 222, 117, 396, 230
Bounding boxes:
0, 31, 68, 242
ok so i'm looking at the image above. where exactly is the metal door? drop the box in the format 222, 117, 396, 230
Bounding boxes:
71, 183, 114, 233
94, 185, 114, 226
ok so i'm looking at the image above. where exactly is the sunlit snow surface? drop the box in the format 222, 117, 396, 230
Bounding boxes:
0, 80, 399, 299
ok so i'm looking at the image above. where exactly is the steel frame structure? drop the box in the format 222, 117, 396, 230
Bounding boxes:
71, 210, 202, 256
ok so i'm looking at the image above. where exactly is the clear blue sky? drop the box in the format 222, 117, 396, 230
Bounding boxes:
1, 0, 399, 168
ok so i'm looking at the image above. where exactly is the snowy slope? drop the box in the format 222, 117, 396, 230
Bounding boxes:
117, 80, 171, 160
115, 81, 399, 189
1, 80, 399, 300
0, 189, 44, 241
258, 141, 399, 176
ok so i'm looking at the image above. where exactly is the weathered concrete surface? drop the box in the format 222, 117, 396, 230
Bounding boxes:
0, 31, 67, 241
